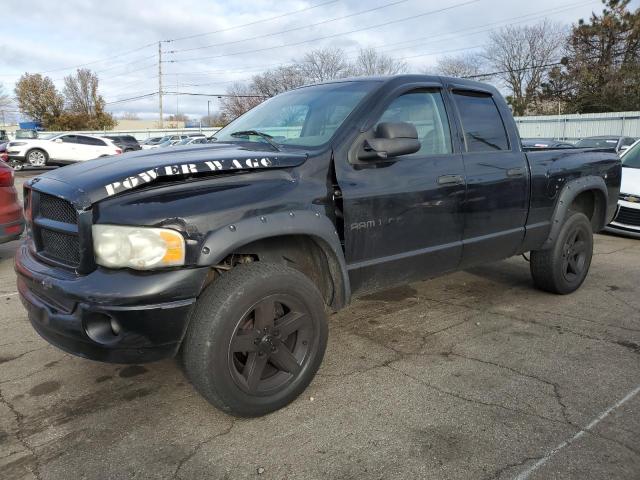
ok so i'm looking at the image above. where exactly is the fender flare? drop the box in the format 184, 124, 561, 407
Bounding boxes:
541, 175, 608, 249
196, 210, 351, 308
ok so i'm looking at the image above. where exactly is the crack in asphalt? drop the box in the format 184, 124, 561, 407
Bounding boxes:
416, 292, 640, 356
384, 364, 573, 428
0, 386, 42, 480
172, 419, 237, 480
0, 346, 48, 365
448, 353, 574, 426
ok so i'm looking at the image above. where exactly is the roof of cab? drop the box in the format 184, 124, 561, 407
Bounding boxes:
302, 74, 495, 91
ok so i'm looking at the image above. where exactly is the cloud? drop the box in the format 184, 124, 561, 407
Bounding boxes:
1, 0, 599, 120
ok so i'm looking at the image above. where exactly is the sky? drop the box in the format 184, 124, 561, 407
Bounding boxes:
0, 0, 625, 124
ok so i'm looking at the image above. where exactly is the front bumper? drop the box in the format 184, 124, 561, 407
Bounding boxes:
605, 200, 640, 239
16, 243, 209, 363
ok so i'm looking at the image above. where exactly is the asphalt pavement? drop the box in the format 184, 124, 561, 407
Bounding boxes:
1, 171, 639, 480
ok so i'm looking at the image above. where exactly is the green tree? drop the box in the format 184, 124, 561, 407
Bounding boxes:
561, 0, 640, 112
14, 73, 64, 126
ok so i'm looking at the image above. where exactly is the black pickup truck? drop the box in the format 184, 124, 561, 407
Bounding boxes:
16, 75, 621, 417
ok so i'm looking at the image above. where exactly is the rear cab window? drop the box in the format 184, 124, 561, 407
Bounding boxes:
452, 91, 510, 152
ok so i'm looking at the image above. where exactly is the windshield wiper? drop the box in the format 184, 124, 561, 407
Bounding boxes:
229, 130, 280, 151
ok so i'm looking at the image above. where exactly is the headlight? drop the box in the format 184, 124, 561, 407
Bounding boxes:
8, 142, 27, 147
93, 225, 185, 269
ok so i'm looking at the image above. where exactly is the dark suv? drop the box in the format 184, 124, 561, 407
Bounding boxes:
104, 135, 141, 152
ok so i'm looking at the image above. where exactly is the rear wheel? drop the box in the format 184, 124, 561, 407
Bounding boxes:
182, 262, 328, 417
26, 149, 48, 167
530, 211, 593, 294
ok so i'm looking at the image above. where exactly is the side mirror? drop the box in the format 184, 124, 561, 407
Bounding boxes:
359, 122, 420, 160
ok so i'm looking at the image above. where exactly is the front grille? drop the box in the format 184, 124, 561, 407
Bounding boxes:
39, 193, 78, 224
30, 190, 83, 268
615, 206, 640, 227
40, 229, 81, 265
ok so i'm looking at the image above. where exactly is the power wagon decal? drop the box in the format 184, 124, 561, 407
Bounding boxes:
103, 157, 275, 196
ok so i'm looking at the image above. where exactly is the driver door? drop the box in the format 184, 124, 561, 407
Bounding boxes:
336, 88, 466, 294
48, 135, 79, 162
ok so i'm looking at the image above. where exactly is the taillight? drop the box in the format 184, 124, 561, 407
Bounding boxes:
0, 152, 7, 162
115, 149, 122, 155
0, 167, 14, 186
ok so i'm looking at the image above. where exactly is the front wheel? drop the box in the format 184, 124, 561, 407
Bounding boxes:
26, 149, 48, 167
182, 262, 328, 417
530, 211, 593, 294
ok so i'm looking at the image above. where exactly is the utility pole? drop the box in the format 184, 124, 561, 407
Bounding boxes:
207, 100, 211, 126
158, 41, 163, 128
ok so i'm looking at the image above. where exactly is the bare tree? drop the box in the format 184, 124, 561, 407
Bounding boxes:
352, 47, 407, 76
433, 52, 486, 78
483, 20, 566, 115
219, 83, 265, 120
252, 65, 307, 97
63, 68, 102, 115
300, 47, 352, 82
119, 111, 140, 120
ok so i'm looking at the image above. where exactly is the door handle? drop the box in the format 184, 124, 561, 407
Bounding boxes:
437, 174, 464, 186
507, 167, 526, 177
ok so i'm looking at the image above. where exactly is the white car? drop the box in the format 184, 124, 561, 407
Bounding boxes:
6, 133, 122, 169
605, 139, 640, 238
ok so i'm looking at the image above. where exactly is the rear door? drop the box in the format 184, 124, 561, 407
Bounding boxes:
337, 85, 466, 294
76, 136, 108, 160
449, 88, 529, 267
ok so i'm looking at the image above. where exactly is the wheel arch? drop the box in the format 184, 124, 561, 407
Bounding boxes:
25, 147, 49, 163
542, 175, 608, 249
197, 211, 350, 310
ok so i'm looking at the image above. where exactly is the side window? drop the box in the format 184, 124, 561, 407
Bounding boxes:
453, 91, 509, 152
60, 135, 79, 144
77, 136, 106, 146
377, 91, 452, 155
623, 137, 635, 146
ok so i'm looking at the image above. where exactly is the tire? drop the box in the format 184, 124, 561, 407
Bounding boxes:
26, 149, 48, 167
530, 211, 593, 294
10, 160, 24, 171
182, 262, 328, 417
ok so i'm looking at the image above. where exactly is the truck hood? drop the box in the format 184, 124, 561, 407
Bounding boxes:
29, 143, 307, 206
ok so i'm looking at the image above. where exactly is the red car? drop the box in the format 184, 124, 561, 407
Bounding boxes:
0, 158, 24, 242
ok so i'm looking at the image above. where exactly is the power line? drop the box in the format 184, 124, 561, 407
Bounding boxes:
169, 0, 411, 53
0, 43, 157, 78
461, 59, 568, 79
163, 91, 266, 98
104, 92, 158, 106
0, 2, 341, 78
164, 0, 341, 43
160, 0, 593, 80
168, 0, 482, 63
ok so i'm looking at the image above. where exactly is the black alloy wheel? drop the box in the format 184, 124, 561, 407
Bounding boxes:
228, 294, 314, 395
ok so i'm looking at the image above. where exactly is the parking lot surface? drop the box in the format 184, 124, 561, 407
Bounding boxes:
1, 172, 639, 480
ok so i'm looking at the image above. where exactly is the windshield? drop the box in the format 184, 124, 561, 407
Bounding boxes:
575, 138, 619, 148
175, 138, 192, 145
622, 141, 640, 169
214, 81, 378, 148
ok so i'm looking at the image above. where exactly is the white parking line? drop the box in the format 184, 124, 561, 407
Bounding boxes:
2, 292, 19, 297
514, 385, 640, 480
